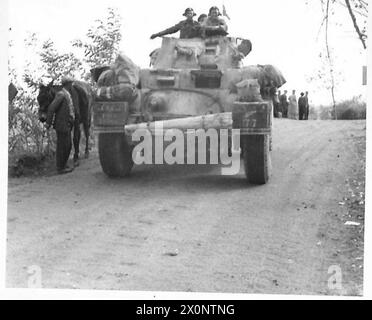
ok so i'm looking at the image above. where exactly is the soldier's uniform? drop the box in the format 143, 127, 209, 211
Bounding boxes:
154, 19, 200, 39
304, 93, 309, 120
201, 6, 228, 37
298, 94, 307, 120
46, 87, 75, 173
203, 16, 228, 31
151, 8, 200, 39
279, 93, 289, 118
269, 87, 280, 118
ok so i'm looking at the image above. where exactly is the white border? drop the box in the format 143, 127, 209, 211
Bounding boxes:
1, 0, 371, 300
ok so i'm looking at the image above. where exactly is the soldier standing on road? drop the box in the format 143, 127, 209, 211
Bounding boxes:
288, 90, 298, 120
150, 8, 200, 39
298, 92, 307, 120
279, 90, 289, 118
277, 90, 282, 116
304, 91, 310, 120
265, 80, 280, 118
272, 87, 280, 118
45, 77, 75, 174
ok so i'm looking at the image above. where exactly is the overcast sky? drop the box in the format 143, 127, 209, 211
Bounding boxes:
7, 0, 369, 104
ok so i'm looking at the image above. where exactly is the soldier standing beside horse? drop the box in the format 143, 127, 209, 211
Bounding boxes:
37, 77, 93, 174
44, 78, 75, 174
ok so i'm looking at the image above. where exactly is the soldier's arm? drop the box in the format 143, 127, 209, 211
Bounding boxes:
46, 92, 64, 127
151, 22, 182, 38
219, 18, 228, 31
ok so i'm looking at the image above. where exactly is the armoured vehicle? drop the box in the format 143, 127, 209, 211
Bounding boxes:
92, 36, 285, 184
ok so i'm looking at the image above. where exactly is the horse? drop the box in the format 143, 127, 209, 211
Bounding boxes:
37, 80, 93, 165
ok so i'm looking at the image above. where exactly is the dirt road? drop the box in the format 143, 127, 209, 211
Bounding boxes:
6, 119, 365, 295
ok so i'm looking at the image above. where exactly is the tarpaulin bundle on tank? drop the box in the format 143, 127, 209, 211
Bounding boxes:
240, 65, 286, 89
94, 52, 140, 102
112, 53, 140, 86
261, 64, 286, 88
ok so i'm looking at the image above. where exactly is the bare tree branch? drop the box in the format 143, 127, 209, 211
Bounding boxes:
357, 0, 368, 11
334, 0, 368, 17
324, 0, 337, 119
345, 0, 367, 49
316, 14, 328, 41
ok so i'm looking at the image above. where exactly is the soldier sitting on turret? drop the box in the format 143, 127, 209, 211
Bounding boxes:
200, 6, 228, 37
150, 8, 201, 40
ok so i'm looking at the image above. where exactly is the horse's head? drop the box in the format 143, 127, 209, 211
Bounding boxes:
37, 80, 55, 122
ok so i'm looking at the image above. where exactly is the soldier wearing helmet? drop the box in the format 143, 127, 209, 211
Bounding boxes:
200, 6, 228, 37
150, 8, 201, 39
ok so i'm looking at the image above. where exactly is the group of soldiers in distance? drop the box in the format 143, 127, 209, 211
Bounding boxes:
273, 90, 310, 120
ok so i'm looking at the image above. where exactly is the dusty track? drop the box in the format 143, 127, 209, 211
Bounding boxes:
6, 119, 365, 295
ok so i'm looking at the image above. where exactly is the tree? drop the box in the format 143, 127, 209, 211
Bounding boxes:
9, 32, 83, 155
38, 39, 84, 82
72, 7, 122, 71
343, 0, 367, 49
307, 0, 368, 118
317, 0, 368, 49
9, 33, 57, 155
320, 0, 338, 118
21, 33, 83, 91
8, 7, 123, 158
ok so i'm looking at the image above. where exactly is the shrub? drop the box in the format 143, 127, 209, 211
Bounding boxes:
318, 105, 334, 120
8, 88, 57, 177
314, 96, 366, 120
8, 88, 56, 156
336, 96, 366, 120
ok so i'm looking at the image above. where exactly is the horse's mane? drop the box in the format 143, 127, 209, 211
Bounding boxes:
72, 82, 90, 109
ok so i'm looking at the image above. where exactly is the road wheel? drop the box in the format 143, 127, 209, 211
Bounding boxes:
242, 134, 271, 184
98, 133, 134, 177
